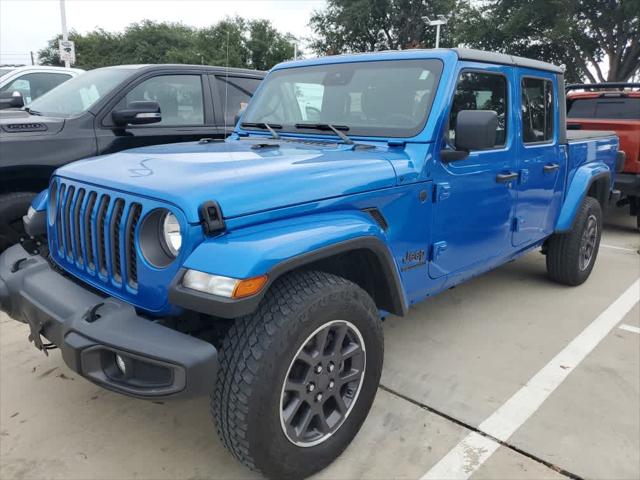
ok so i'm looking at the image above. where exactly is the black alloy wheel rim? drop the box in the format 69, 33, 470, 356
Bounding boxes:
279, 320, 366, 447
579, 214, 598, 271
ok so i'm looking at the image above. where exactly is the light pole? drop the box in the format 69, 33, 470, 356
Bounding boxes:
423, 15, 448, 49
59, 0, 70, 67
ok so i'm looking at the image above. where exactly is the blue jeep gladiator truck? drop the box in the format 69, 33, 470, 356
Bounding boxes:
0, 49, 621, 479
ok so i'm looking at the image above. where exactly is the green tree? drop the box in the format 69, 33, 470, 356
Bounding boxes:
37, 29, 123, 69
310, 0, 639, 83
37, 18, 296, 70
457, 0, 639, 82
309, 0, 463, 54
247, 20, 296, 70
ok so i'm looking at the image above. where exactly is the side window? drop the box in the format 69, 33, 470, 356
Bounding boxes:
216, 76, 262, 125
0, 72, 71, 103
118, 75, 204, 126
521, 77, 554, 143
448, 71, 507, 148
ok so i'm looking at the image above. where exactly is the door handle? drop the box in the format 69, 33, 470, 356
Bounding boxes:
543, 163, 560, 173
496, 172, 519, 183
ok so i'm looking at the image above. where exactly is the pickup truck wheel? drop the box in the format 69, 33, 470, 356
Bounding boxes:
0, 192, 36, 253
213, 270, 383, 479
546, 196, 602, 286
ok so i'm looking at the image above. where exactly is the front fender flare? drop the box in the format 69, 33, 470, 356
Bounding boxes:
555, 165, 611, 233
169, 211, 407, 318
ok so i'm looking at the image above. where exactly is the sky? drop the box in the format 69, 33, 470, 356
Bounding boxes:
0, 0, 327, 66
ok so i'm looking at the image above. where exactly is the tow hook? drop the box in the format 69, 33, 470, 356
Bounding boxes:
27, 318, 55, 356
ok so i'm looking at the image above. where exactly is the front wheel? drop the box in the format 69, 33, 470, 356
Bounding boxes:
213, 271, 383, 479
546, 196, 602, 286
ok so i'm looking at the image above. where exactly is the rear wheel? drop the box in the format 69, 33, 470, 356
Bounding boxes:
213, 270, 383, 479
546, 196, 602, 286
0, 192, 36, 253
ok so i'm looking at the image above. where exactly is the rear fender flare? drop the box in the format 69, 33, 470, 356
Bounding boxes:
555, 165, 611, 232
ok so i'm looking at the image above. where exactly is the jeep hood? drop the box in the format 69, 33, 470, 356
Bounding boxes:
56, 139, 400, 222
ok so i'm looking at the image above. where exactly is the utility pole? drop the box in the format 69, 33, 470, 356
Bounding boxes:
30, 51, 35, 66
294, 43, 298, 61
423, 15, 448, 49
59, 0, 70, 67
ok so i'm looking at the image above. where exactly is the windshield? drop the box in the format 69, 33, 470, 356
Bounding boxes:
26, 68, 131, 117
242, 59, 443, 138
0, 68, 16, 78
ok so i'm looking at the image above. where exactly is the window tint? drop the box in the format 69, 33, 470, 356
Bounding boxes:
448, 71, 508, 148
119, 75, 204, 126
216, 76, 262, 126
522, 77, 554, 143
0, 72, 71, 103
568, 97, 640, 120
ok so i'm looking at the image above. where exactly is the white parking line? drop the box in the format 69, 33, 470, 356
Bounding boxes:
421, 278, 640, 480
619, 324, 640, 335
600, 243, 639, 253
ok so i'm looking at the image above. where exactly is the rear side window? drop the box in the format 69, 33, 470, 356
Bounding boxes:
568, 97, 640, 119
216, 76, 262, 127
448, 71, 508, 148
521, 77, 554, 143
118, 75, 205, 126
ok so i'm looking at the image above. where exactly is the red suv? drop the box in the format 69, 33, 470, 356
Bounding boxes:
567, 83, 640, 228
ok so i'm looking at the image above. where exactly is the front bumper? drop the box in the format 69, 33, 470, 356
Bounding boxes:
0, 244, 218, 400
615, 172, 640, 197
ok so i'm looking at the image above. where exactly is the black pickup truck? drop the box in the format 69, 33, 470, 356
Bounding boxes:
0, 64, 265, 251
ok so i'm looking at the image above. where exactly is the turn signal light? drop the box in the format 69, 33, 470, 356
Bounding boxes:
183, 269, 268, 299
233, 275, 268, 299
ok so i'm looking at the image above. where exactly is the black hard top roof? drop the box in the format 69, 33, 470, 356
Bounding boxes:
452, 48, 564, 74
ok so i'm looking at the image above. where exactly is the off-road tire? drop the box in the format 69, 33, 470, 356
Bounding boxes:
546, 196, 602, 286
0, 192, 36, 253
213, 270, 383, 479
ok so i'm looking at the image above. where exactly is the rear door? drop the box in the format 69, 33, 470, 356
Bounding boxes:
429, 65, 518, 278
512, 70, 565, 246
96, 72, 216, 154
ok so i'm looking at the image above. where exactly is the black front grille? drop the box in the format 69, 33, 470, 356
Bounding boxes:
51, 182, 142, 290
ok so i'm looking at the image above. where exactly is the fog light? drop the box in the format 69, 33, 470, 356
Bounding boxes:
115, 354, 127, 375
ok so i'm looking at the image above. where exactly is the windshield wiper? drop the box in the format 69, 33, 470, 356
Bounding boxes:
241, 122, 282, 139
23, 107, 42, 116
294, 123, 354, 145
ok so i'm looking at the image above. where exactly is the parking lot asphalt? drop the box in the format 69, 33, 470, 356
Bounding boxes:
1, 206, 638, 480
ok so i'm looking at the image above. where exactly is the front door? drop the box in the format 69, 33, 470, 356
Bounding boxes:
512, 71, 565, 246
96, 73, 216, 155
429, 66, 518, 279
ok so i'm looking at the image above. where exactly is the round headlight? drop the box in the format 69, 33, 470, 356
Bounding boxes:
161, 212, 182, 257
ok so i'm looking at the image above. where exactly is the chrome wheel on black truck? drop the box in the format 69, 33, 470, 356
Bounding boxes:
213, 271, 383, 479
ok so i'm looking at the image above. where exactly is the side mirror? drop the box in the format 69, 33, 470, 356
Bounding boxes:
454, 110, 498, 151
0, 91, 25, 110
112, 101, 161, 126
